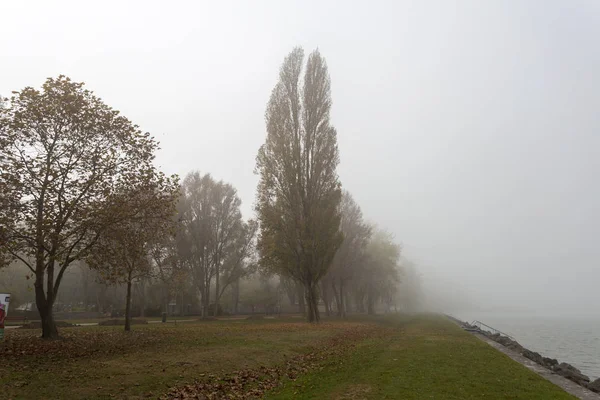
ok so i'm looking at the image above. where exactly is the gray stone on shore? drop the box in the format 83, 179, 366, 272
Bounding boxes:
542, 356, 559, 369
553, 362, 591, 387
588, 378, 600, 393
523, 349, 544, 365
490, 334, 524, 353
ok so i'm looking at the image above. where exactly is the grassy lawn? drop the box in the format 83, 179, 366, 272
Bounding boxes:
1, 318, 355, 399
267, 314, 576, 400
1, 314, 574, 399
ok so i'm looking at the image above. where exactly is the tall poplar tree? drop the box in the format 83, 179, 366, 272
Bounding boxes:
255, 47, 342, 322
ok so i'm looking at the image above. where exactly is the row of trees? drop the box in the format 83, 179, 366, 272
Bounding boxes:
0, 47, 420, 339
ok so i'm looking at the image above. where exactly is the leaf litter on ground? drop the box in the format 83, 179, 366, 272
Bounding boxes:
162, 322, 393, 400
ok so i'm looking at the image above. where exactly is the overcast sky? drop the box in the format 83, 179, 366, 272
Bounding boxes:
2, 0, 599, 316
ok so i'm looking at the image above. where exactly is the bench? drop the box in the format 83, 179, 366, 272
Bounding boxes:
4, 315, 30, 324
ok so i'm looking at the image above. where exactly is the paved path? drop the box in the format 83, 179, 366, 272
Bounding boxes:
76, 319, 199, 326
4, 317, 256, 330
4, 315, 284, 330
474, 332, 600, 400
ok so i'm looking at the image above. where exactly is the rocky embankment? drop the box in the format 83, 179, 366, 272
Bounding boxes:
448, 316, 600, 393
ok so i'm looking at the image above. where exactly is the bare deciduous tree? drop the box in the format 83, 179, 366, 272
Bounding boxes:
177, 172, 246, 317
86, 178, 179, 331
216, 219, 258, 306
150, 232, 185, 316
326, 191, 372, 317
356, 230, 402, 315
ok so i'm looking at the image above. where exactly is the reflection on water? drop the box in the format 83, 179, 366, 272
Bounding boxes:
458, 312, 600, 381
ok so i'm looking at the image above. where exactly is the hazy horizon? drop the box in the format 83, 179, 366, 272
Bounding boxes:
3, 0, 599, 316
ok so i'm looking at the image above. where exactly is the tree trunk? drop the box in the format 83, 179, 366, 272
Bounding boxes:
96, 291, 102, 313
83, 273, 89, 311
339, 279, 346, 318
297, 282, 306, 315
331, 281, 341, 317
233, 279, 240, 314
305, 288, 314, 322
35, 270, 59, 339
39, 304, 59, 339
203, 284, 210, 318
163, 284, 168, 316
97, 284, 107, 314
345, 287, 353, 314
124, 272, 133, 332
305, 283, 320, 323
139, 280, 146, 318
215, 264, 220, 317
312, 286, 320, 323
367, 288, 375, 315
355, 291, 366, 313
284, 279, 296, 306
321, 280, 331, 317
198, 287, 204, 318
180, 289, 185, 316
367, 302, 375, 315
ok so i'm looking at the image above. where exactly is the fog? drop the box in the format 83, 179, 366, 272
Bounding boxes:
2, 0, 599, 316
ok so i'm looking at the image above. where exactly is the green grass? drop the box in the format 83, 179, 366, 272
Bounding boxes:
1, 314, 575, 399
266, 314, 576, 400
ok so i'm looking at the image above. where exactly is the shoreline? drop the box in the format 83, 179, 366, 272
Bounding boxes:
454, 311, 600, 380
447, 314, 600, 397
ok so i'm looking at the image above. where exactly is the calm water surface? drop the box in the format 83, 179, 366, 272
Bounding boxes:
458, 312, 600, 381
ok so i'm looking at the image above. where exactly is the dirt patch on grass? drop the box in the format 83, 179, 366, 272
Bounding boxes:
163, 324, 390, 399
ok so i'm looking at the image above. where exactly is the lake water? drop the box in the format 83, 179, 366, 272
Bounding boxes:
457, 312, 600, 381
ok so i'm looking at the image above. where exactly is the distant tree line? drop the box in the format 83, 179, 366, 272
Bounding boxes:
0, 47, 423, 339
